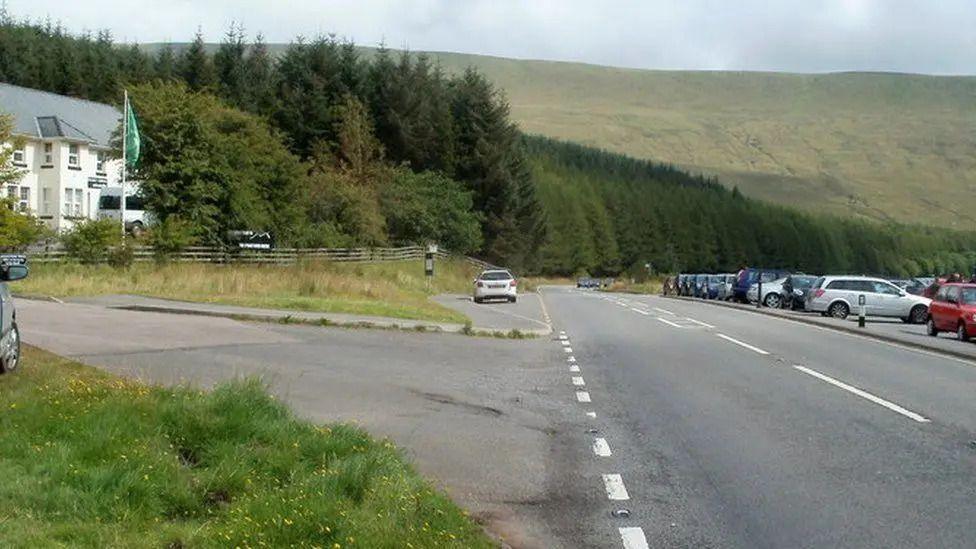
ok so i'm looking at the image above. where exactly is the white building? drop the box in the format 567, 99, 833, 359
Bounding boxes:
1, 83, 124, 232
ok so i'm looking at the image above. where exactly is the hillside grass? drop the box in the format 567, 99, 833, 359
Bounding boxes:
14, 259, 482, 324
0, 346, 495, 548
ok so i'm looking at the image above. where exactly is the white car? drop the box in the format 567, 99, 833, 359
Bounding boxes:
473, 269, 517, 304
0, 255, 28, 373
806, 275, 930, 323
746, 276, 789, 308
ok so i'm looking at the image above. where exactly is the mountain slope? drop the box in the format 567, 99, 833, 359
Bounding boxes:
143, 43, 976, 229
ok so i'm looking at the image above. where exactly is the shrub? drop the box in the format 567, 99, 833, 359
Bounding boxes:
61, 218, 120, 264
0, 198, 48, 251
147, 216, 197, 263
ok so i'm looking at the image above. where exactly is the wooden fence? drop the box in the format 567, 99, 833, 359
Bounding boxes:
27, 245, 496, 269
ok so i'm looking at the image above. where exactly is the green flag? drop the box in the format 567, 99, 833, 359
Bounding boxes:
124, 99, 140, 169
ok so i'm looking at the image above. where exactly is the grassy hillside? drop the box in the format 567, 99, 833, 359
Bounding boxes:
143, 42, 976, 229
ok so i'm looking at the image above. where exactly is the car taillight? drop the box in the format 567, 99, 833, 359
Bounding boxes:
510, 280, 517, 287
813, 289, 825, 298
476, 281, 484, 287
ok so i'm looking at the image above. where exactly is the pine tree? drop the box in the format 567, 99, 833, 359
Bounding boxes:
213, 22, 248, 107
244, 33, 275, 114
154, 43, 177, 80
179, 29, 216, 92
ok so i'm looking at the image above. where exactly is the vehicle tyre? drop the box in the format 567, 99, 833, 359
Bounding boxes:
958, 323, 970, 342
1, 323, 20, 374
763, 293, 782, 309
909, 305, 928, 325
828, 302, 849, 319
927, 319, 939, 337
509, 296, 517, 303
473, 297, 482, 304
129, 221, 145, 238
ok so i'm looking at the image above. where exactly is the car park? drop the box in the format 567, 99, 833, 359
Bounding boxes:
927, 283, 976, 341
733, 268, 789, 303
805, 275, 930, 323
474, 269, 518, 303
706, 275, 726, 300
0, 255, 29, 373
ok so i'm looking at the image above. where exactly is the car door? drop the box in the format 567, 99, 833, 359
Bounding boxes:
942, 286, 961, 329
0, 282, 9, 341
871, 281, 905, 316
930, 286, 950, 329
847, 280, 880, 315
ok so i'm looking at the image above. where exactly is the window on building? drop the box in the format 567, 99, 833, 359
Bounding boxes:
42, 188, 51, 215
12, 143, 26, 166
68, 144, 80, 167
43, 143, 53, 165
63, 188, 72, 216
95, 151, 106, 174
74, 188, 83, 216
18, 187, 29, 212
6, 186, 16, 210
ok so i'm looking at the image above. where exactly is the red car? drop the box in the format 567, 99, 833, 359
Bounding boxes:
927, 283, 976, 341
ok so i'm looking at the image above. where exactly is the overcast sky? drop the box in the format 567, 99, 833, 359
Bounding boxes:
8, 0, 976, 74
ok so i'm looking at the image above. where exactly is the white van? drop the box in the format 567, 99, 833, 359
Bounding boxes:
97, 187, 153, 235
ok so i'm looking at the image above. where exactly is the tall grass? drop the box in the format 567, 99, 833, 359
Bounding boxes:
15, 259, 482, 323
0, 346, 495, 548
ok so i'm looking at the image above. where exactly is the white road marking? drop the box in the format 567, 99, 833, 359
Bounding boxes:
567, 356, 577, 363
793, 365, 931, 423
630, 307, 651, 315
559, 331, 566, 337
602, 474, 630, 500
656, 317, 684, 328
586, 411, 597, 418
653, 307, 676, 316
592, 437, 612, 457
561, 340, 571, 347
684, 317, 715, 328
576, 391, 592, 403
569, 364, 581, 372
559, 334, 568, 341
564, 347, 573, 353
619, 527, 650, 549
716, 333, 770, 355
572, 376, 586, 386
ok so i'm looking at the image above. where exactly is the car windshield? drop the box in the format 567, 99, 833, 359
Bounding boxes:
961, 288, 976, 304
480, 271, 512, 281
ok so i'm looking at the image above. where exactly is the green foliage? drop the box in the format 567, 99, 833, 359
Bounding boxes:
62, 218, 120, 264
381, 169, 483, 253
106, 237, 135, 269
147, 216, 197, 262
0, 199, 47, 250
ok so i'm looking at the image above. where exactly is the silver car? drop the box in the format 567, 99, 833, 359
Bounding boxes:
473, 269, 517, 304
0, 255, 29, 373
746, 276, 788, 308
806, 275, 930, 323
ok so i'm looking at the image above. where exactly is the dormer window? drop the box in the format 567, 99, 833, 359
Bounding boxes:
68, 144, 80, 168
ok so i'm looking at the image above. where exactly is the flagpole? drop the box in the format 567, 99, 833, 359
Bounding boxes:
121, 89, 128, 238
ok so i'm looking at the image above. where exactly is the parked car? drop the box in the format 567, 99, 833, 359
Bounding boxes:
693, 274, 709, 298
733, 268, 789, 303
0, 255, 29, 373
906, 277, 934, 296
927, 283, 976, 341
746, 276, 790, 308
577, 277, 600, 289
922, 277, 948, 299
717, 274, 737, 301
806, 276, 930, 323
782, 274, 819, 310
680, 274, 693, 296
706, 275, 727, 300
474, 269, 517, 303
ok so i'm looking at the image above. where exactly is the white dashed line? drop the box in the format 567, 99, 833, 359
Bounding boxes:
576, 391, 592, 403
602, 474, 630, 500
716, 333, 769, 355
569, 364, 581, 373
684, 317, 715, 328
564, 347, 573, 353
572, 376, 586, 386
592, 437, 612, 457
656, 317, 684, 328
653, 307, 676, 316
630, 307, 650, 315
793, 365, 931, 423
561, 340, 571, 347
567, 356, 577, 363
619, 527, 649, 549
586, 411, 597, 418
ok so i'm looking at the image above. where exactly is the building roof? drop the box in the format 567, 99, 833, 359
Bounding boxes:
0, 83, 121, 147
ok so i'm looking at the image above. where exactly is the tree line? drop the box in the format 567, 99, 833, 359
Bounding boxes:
1, 13, 974, 277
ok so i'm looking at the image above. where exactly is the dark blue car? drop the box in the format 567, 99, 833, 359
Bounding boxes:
733, 268, 789, 303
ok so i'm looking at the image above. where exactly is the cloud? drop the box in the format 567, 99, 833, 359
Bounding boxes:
8, 0, 976, 74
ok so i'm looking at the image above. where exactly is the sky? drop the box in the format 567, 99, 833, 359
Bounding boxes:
7, 0, 976, 75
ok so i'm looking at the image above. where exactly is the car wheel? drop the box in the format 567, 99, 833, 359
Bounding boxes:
958, 323, 970, 342
764, 293, 782, 309
909, 305, 928, 325
473, 297, 482, 304
829, 302, 849, 319
1, 323, 20, 374
509, 296, 517, 303
927, 319, 939, 337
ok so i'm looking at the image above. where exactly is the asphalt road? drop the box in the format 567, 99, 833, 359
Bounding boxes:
543, 288, 976, 548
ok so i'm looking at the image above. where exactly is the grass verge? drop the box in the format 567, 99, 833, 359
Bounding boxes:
14, 259, 482, 324
0, 346, 495, 548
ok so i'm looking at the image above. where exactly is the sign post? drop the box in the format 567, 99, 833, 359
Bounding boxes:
425, 243, 437, 290
757, 270, 763, 308
858, 294, 866, 328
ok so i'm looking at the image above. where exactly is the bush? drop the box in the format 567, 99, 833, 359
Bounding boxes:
0, 198, 48, 250
61, 218, 120, 264
147, 216, 197, 263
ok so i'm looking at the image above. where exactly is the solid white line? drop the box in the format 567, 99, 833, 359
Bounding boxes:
653, 307, 676, 316
716, 333, 770, 355
602, 474, 630, 500
619, 527, 650, 549
586, 411, 597, 418
569, 364, 581, 373
564, 347, 573, 353
657, 317, 684, 328
685, 317, 715, 328
630, 307, 651, 315
576, 391, 592, 403
561, 340, 571, 346
572, 376, 586, 386
592, 437, 612, 457
793, 365, 931, 423
567, 356, 577, 363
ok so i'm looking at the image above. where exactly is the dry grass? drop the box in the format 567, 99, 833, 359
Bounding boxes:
15, 259, 483, 323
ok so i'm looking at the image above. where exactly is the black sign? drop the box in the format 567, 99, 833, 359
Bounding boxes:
226, 230, 274, 250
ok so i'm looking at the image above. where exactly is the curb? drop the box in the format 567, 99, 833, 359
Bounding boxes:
661, 295, 976, 363
112, 304, 547, 339
12, 293, 64, 304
